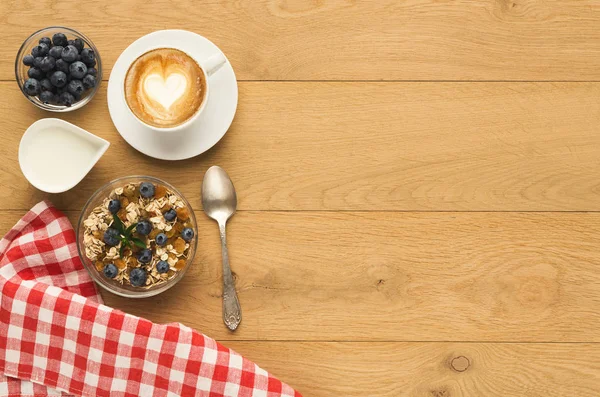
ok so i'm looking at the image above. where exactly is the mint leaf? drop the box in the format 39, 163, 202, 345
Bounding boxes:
112, 214, 126, 234
119, 240, 130, 257
130, 237, 146, 249
124, 223, 137, 239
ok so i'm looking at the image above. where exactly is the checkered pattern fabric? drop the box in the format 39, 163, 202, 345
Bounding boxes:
0, 201, 300, 397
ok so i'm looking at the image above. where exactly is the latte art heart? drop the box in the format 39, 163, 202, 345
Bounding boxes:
124, 48, 206, 128
144, 72, 188, 110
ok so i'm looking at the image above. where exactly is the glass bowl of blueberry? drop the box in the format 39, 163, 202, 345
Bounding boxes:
15, 26, 101, 111
76, 176, 198, 298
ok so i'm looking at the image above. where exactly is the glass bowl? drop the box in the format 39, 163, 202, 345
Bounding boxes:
15, 26, 102, 112
76, 176, 197, 298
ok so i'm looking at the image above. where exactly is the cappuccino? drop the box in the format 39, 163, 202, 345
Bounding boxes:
124, 48, 206, 128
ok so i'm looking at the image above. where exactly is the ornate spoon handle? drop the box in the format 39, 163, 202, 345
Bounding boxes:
219, 222, 241, 331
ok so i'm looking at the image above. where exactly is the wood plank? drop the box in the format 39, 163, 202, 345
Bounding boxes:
2, 1, 600, 81
2, 82, 600, 211
1, 210, 599, 342
225, 342, 600, 397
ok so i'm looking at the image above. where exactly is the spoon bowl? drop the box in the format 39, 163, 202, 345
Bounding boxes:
202, 166, 237, 223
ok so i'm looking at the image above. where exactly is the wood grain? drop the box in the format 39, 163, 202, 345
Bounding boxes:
3, 0, 600, 81
3, 82, 600, 211
226, 342, 600, 397
2, 210, 599, 342
4, 2, 600, 394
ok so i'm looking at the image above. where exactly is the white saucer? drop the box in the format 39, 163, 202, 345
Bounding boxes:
107, 30, 238, 160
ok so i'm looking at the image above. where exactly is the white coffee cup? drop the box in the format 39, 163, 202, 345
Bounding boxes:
123, 48, 226, 132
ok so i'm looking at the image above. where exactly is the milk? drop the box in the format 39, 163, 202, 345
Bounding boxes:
19, 119, 109, 193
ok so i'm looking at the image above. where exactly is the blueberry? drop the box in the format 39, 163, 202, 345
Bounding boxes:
55, 59, 69, 73
69, 61, 87, 79
39, 90, 55, 104
156, 260, 170, 274
80, 48, 95, 65
136, 220, 152, 236
164, 209, 177, 222
108, 199, 121, 214
181, 228, 194, 242
40, 78, 53, 92
137, 249, 152, 264
31, 43, 49, 57
129, 268, 147, 287
33, 56, 44, 68
48, 45, 63, 59
155, 233, 167, 246
139, 182, 155, 198
39, 37, 52, 47
69, 38, 84, 52
50, 71, 67, 87
85, 59, 96, 68
103, 228, 120, 247
22, 54, 34, 66
82, 74, 96, 89
23, 78, 41, 96
61, 45, 79, 62
67, 79, 84, 96
39, 56, 56, 72
86, 67, 97, 77
27, 67, 44, 80
58, 92, 75, 106
103, 263, 118, 279
52, 33, 68, 47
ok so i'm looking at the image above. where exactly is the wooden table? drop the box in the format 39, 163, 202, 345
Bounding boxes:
2, 1, 600, 395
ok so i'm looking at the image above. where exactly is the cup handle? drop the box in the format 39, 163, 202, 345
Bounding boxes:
200, 53, 226, 77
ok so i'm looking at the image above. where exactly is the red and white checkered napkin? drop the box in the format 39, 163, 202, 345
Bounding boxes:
0, 201, 300, 397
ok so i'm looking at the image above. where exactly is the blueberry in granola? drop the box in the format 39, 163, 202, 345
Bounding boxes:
103, 263, 118, 279
139, 182, 155, 198
164, 208, 177, 222
108, 199, 121, 214
136, 220, 152, 236
137, 249, 152, 264
156, 260, 169, 274
129, 268, 147, 287
181, 228, 194, 242
103, 228, 120, 247
155, 233, 167, 246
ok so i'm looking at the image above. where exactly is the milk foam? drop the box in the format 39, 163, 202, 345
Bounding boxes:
143, 72, 188, 110
124, 48, 206, 128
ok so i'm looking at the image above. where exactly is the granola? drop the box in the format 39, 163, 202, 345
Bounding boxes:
82, 181, 195, 288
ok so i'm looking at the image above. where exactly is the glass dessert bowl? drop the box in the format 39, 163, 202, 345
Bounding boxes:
77, 176, 197, 298
15, 26, 102, 111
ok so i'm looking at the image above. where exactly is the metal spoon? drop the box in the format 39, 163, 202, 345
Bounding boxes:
202, 166, 242, 331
